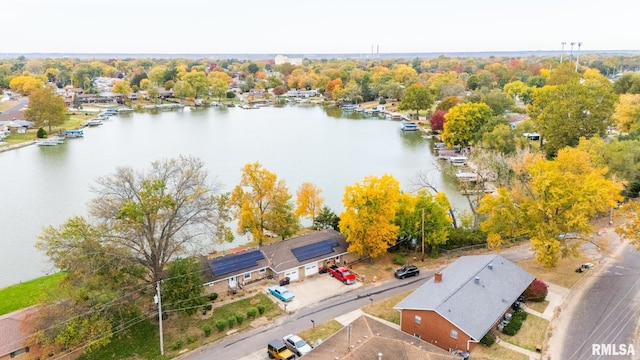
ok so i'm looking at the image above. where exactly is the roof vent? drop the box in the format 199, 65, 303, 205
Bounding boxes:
488, 263, 493, 270
475, 276, 480, 284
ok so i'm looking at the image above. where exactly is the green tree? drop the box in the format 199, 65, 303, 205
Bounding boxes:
247, 62, 259, 74
230, 162, 298, 245
25, 85, 67, 133
148, 65, 167, 87
183, 70, 210, 99
398, 83, 434, 117
162, 258, 206, 315
173, 80, 195, 99
481, 123, 517, 155
314, 206, 340, 230
529, 78, 617, 157
339, 174, 400, 259
79, 156, 233, 285
442, 102, 493, 147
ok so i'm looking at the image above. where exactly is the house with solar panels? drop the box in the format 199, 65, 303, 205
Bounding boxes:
204, 229, 355, 296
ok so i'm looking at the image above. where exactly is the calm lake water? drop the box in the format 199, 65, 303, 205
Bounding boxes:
0, 104, 465, 288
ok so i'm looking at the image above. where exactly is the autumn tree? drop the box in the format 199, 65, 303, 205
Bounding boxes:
398, 83, 434, 117
295, 182, 324, 223
112, 79, 132, 101
230, 162, 299, 245
430, 110, 446, 132
208, 71, 231, 103
436, 96, 458, 112
25, 85, 67, 133
173, 80, 195, 99
614, 94, 640, 133
339, 174, 400, 259
395, 190, 451, 258
481, 123, 517, 155
442, 103, 493, 147
39, 156, 235, 288
478, 148, 623, 267
529, 77, 617, 158
9, 74, 44, 95
182, 70, 210, 99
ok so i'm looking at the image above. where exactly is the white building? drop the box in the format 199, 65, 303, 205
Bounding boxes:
274, 55, 303, 66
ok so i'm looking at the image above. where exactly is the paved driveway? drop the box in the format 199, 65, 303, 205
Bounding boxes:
261, 273, 363, 312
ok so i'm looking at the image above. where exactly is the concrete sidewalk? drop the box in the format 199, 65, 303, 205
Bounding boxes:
496, 336, 541, 360
523, 282, 569, 321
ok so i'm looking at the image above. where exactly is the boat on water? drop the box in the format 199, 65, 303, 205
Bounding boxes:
97, 112, 114, 118
401, 122, 418, 131
449, 156, 468, 166
65, 129, 84, 138
37, 137, 65, 146
83, 119, 104, 127
342, 104, 357, 112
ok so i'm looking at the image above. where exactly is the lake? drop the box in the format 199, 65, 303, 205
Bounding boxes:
0, 104, 465, 288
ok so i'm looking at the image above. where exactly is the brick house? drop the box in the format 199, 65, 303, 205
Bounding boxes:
203, 229, 357, 296
0, 308, 37, 360
394, 254, 534, 353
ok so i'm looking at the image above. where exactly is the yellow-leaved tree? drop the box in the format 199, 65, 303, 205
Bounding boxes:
339, 174, 400, 259
478, 147, 623, 267
230, 162, 298, 245
295, 182, 324, 225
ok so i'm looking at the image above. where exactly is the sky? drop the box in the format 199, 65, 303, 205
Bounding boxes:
4, 0, 639, 55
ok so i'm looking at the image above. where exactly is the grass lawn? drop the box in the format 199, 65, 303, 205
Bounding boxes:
349, 251, 452, 284
0, 272, 65, 315
526, 300, 549, 313
516, 256, 588, 289
298, 319, 343, 348
361, 290, 412, 325
500, 313, 549, 352
79, 292, 281, 360
470, 343, 529, 360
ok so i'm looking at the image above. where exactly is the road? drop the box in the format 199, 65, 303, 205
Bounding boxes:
562, 243, 640, 360
178, 245, 534, 359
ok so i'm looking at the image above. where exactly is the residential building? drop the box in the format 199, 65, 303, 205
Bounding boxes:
274, 55, 303, 66
394, 254, 534, 353
0, 308, 36, 360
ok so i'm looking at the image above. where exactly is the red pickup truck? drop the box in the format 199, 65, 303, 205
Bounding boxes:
327, 265, 356, 285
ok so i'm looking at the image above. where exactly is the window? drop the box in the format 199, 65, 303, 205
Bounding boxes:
413, 333, 421, 339
10, 347, 29, 358
450, 329, 458, 339
259, 268, 266, 274
414, 315, 421, 324
243, 273, 251, 280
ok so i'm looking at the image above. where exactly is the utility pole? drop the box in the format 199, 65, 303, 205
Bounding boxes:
155, 281, 165, 356
575, 42, 583, 72
421, 208, 425, 261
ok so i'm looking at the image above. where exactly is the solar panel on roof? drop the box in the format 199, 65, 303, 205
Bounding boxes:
291, 239, 339, 262
209, 250, 264, 276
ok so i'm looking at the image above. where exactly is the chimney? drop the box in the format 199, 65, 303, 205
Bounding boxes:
488, 263, 493, 270
475, 276, 480, 284
434, 272, 442, 283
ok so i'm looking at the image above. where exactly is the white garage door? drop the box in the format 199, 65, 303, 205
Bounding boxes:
305, 263, 318, 276
284, 269, 299, 281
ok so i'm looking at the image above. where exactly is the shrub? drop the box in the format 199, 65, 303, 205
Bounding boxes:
215, 319, 226, 332
209, 293, 218, 301
226, 91, 236, 99
203, 325, 212, 337
257, 304, 265, 315
379, 98, 387, 105
480, 332, 496, 346
247, 307, 258, 318
524, 279, 549, 302
171, 339, 183, 350
36, 128, 47, 139
502, 318, 523, 336
187, 334, 198, 344
392, 254, 406, 266
235, 313, 245, 325
513, 310, 528, 321
205, 304, 213, 311
227, 315, 236, 328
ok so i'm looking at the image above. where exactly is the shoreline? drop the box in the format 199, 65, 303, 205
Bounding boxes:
0, 140, 36, 153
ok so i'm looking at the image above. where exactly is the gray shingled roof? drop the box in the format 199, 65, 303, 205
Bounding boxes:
394, 254, 534, 341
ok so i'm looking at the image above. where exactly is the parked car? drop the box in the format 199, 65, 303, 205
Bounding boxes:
582, 262, 595, 269
279, 276, 290, 286
283, 334, 312, 356
394, 265, 420, 279
268, 286, 295, 302
267, 339, 296, 360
